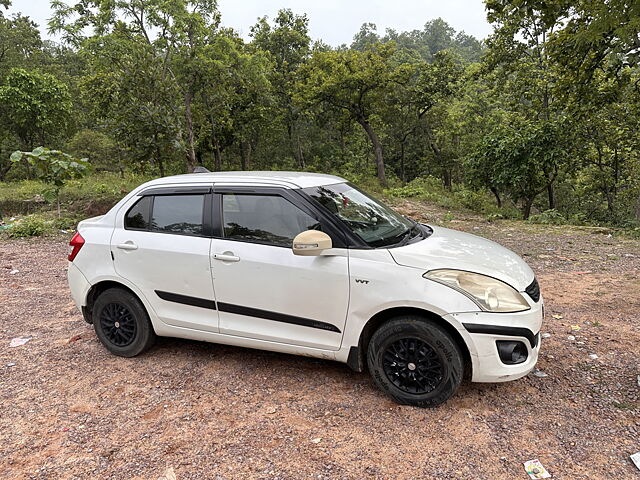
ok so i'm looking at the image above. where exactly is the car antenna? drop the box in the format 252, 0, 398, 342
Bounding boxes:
192, 166, 210, 173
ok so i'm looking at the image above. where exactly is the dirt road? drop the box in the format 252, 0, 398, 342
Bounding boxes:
1, 203, 639, 479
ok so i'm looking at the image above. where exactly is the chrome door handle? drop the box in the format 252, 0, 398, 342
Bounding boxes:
213, 253, 240, 262
116, 242, 138, 251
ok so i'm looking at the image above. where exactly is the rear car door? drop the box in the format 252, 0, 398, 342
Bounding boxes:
210, 185, 350, 350
111, 185, 218, 332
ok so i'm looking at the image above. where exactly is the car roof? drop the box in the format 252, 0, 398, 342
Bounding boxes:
152, 171, 347, 189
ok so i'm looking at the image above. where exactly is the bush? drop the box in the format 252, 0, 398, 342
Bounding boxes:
528, 209, 567, 225
6, 216, 49, 237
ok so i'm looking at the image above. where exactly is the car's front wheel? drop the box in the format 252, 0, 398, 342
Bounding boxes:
93, 288, 156, 357
367, 316, 463, 407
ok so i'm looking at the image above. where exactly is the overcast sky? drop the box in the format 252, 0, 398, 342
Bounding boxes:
6, 0, 493, 45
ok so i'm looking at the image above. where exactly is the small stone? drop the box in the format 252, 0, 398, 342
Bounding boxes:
9, 269, 19, 275
588, 354, 598, 360
311, 438, 321, 444
567, 335, 575, 341
6, 362, 16, 367
9, 336, 31, 348
532, 370, 548, 378
542, 333, 551, 339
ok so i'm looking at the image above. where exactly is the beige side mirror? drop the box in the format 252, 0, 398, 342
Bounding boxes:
292, 230, 332, 256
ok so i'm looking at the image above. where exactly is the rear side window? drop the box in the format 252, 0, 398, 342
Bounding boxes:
125, 196, 151, 230
151, 195, 204, 235
222, 194, 320, 247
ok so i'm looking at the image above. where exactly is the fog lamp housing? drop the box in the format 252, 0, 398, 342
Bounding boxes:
496, 340, 528, 365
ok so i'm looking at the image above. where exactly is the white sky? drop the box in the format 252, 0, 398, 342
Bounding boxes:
6, 0, 493, 45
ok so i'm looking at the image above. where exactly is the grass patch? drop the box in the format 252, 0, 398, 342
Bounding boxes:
0, 172, 154, 217
1, 212, 84, 238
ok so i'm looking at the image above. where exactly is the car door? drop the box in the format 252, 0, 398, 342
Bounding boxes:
210, 186, 350, 350
111, 185, 219, 333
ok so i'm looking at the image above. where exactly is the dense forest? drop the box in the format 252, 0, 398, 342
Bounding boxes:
0, 0, 639, 225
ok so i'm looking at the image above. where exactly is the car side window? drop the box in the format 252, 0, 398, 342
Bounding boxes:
222, 193, 320, 247
125, 196, 151, 230
151, 194, 204, 236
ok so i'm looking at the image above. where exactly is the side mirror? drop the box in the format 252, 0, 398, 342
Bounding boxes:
292, 230, 332, 256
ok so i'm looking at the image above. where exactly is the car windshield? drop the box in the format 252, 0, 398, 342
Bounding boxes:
303, 183, 418, 248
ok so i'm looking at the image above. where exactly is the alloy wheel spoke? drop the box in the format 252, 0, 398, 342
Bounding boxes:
382, 337, 444, 395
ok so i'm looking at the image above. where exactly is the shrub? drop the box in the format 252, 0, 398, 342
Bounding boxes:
528, 209, 567, 225
7, 216, 49, 237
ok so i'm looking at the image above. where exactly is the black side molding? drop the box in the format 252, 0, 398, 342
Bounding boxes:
217, 302, 341, 333
462, 323, 538, 348
154, 291, 340, 333
155, 290, 217, 310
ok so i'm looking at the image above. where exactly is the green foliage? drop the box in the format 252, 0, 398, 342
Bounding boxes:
10, 147, 89, 214
6, 215, 48, 237
0, 68, 72, 153
385, 177, 520, 218
65, 129, 120, 172
0, 1, 636, 229
528, 209, 567, 225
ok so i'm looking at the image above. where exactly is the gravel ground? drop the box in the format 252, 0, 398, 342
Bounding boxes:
1, 201, 639, 479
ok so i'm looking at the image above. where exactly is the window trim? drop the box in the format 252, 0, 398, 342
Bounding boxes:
124, 191, 212, 238
124, 195, 153, 232
212, 186, 348, 248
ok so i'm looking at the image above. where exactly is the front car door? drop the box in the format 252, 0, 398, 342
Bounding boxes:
210, 185, 350, 350
111, 185, 219, 333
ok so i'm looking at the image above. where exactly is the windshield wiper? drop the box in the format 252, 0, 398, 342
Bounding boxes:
396, 221, 422, 247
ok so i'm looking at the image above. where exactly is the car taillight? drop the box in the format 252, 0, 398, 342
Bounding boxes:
68, 232, 85, 262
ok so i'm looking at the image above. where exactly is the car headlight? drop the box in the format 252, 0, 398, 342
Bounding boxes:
424, 269, 530, 313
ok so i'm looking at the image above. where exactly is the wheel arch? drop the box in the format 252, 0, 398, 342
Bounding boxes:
83, 280, 145, 325
347, 306, 472, 377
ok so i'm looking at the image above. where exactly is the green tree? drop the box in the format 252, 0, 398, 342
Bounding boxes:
298, 43, 405, 186
0, 68, 72, 149
250, 9, 311, 168
0, 7, 42, 78
467, 119, 570, 219
50, 0, 220, 173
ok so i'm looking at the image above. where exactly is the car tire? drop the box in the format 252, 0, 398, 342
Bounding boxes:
367, 316, 463, 407
93, 288, 156, 357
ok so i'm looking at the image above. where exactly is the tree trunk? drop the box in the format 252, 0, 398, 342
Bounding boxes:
0, 162, 11, 181
400, 143, 406, 184
522, 198, 534, 220
212, 139, 222, 171
296, 135, 305, 169
635, 194, 640, 222
154, 135, 165, 177
490, 187, 502, 208
547, 182, 555, 210
240, 140, 252, 171
184, 90, 197, 173
356, 116, 387, 187
442, 169, 452, 189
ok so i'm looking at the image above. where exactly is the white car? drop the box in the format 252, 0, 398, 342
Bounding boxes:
67, 171, 543, 407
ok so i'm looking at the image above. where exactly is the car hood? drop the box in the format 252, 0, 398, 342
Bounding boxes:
389, 225, 534, 290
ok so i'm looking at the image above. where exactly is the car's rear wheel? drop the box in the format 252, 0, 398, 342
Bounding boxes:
93, 288, 156, 357
367, 316, 463, 407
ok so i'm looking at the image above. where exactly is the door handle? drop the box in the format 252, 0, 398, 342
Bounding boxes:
213, 253, 240, 262
116, 242, 138, 251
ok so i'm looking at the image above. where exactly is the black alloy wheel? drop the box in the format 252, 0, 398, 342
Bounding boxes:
93, 287, 156, 357
367, 316, 463, 407
382, 337, 444, 394
99, 302, 137, 347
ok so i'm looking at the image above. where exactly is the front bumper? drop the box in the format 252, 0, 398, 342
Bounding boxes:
445, 298, 544, 383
